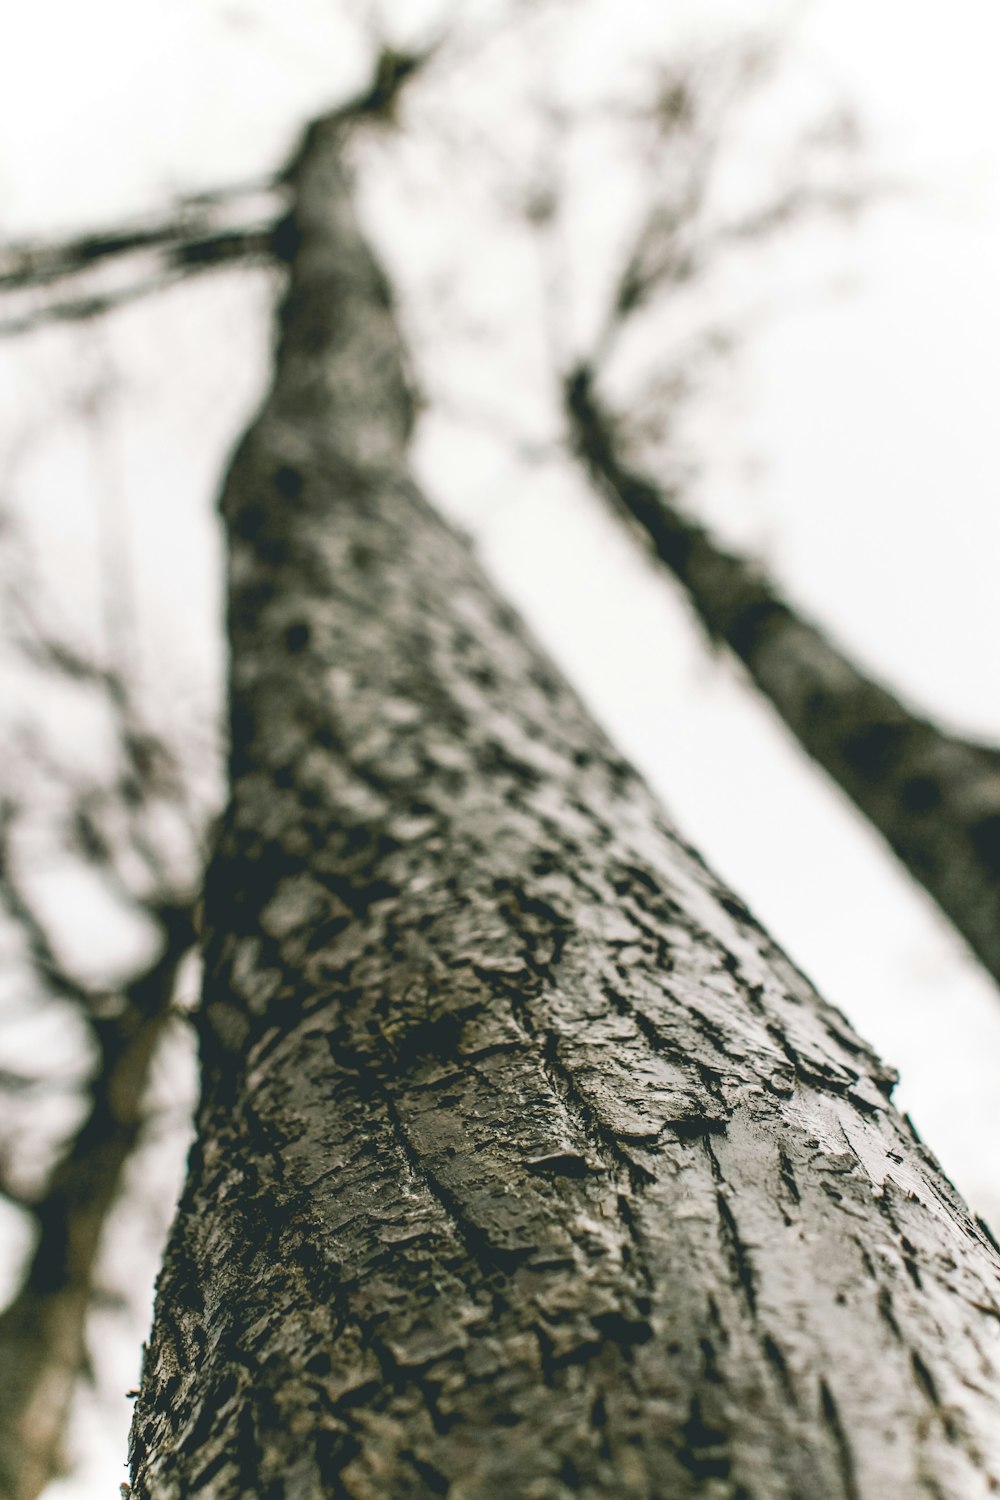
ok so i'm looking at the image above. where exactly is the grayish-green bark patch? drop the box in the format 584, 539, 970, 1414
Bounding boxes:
130, 113, 1000, 1499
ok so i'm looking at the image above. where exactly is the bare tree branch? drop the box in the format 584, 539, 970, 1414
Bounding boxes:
566, 365, 1000, 991
0, 902, 196, 1500
0, 802, 92, 1011
0, 42, 439, 339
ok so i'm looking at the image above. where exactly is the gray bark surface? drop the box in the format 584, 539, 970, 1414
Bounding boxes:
130, 115, 1000, 1499
567, 368, 1000, 994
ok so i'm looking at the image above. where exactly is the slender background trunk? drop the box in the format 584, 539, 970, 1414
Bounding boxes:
566, 368, 1000, 996
129, 112, 1000, 1499
0, 904, 194, 1500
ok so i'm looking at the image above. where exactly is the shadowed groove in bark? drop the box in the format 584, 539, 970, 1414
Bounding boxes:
566, 364, 1000, 997
128, 95, 1000, 1500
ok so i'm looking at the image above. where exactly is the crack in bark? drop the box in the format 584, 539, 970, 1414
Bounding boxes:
819, 1379, 861, 1500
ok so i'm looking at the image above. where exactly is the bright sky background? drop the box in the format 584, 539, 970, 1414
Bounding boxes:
1, 1, 999, 1494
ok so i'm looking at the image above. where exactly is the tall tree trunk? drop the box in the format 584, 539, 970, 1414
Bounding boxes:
566, 367, 1000, 994
129, 113, 1000, 1500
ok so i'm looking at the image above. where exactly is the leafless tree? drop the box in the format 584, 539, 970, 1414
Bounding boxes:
0, 18, 997, 1500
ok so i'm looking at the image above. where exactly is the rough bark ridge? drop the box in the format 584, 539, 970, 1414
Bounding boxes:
129, 115, 1000, 1499
567, 368, 1000, 993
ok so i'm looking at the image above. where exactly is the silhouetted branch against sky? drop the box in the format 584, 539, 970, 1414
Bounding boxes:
0, 489, 207, 1496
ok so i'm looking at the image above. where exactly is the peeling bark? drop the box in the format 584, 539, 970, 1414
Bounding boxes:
567, 367, 1000, 994
130, 114, 1000, 1499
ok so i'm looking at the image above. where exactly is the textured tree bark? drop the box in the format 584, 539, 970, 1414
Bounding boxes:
567, 367, 1000, 995
129, 113, 1000, 1499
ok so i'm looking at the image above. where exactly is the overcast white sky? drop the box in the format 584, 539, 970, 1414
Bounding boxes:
1, 1, 999, 1494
